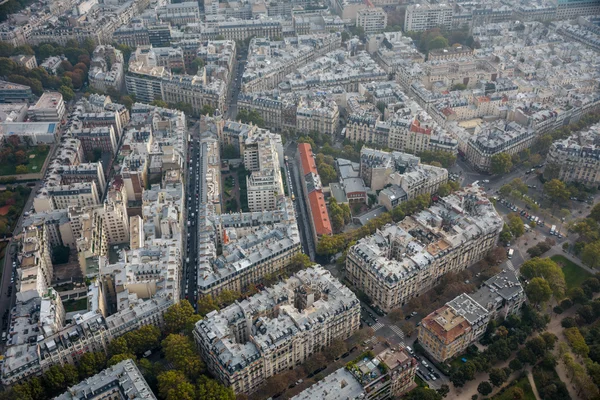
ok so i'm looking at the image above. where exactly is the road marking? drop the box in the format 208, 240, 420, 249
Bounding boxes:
506, 260, 515, 271
364, 335, 377, 345
372, 322, 384, 331
390, 324, 405, 338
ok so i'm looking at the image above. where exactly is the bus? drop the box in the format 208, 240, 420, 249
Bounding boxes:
508, 249, 514, 259
550, 225, 556, 235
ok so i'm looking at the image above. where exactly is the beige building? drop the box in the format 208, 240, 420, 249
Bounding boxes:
356, 8, 387, 34
244, 132, 285, 212
194, 266, 360, 395
346, 185, 502, 311
28, 92, 66, 121
404, 3, 452, 32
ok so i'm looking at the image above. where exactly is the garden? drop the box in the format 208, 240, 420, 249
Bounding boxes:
0, 137, 50, 176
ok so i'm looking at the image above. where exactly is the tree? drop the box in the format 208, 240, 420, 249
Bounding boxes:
163, 300, 200, 334
151, 99, 169, 108
42, 364, 79, 395
490, 153, 512, 175
58, 85, 75, 101
489, 368, 507, 387
108, 352, 136, 366
289, 253, 312, 273
190, 57, 205, 74
564, 327, 589, 357
401, 321, 416, 337
509, 358, 523, 371
124, 325, 161, 355
520, 258, 566, 300
157, 370, 195, 400
162, 334, 205, 378
405, 387, 443, 400
388, 308, 404, 323
120, 95, 133, 110
582, 241, 600, 269
108, 336, 130, 356
196, 375, 235, 400
222, 144, 237, 159
303, 353, 326, 374
324, 338, 347, 360
526, 277, 553, 305
78, 352, 107, 378
428, 36, 449, 50
544, 179, 570, 204
197, 294, 219, 316
15, 165, 27, 174
561, 316, 578, 328
508, 213, 525, 237
477, 381, 493, 396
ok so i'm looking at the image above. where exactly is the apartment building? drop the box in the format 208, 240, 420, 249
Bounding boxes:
346, 185, 502, 311
28, 92, 66, 122
356, 7, 387, 34
404, 3, 452, 32
419, 270, 524, 362
157, 2, 200, 25
89, 45, 125, 93
545, 123, 600, 187
70, 126, 119, 157
244, 132, 285, 212
465, 121, 536, 172
17, 225, 53, 298
55, 359, 156, 400
194, 266, 360, 395
359, 147, 419, 191
294, 347, 416, 400
10, 54, 37, 70
296, 95, 339, 136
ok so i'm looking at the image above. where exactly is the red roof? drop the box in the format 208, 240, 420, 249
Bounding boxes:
298, 142, 318, 175
308, 190, 332, 236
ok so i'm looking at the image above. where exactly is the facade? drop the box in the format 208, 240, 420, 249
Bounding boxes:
194, 266, 361, 395
419, 270, 524, 362
465, 121, 536, 172
0, 81, 33, 104
346, 185, 502, 311
244, 132, 285, 212
10, 55, 37, 70
404, 3, 452, 32
55, 359, 156, 400
89, 45, 125, 93
356, 7, 387, 34
28, 92, 66, 122
545, 123, 600, 187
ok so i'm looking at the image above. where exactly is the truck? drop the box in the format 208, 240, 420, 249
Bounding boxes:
508, 249, 514, 259
550, 225, 556, 235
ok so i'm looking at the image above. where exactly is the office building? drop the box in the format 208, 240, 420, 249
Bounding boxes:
356, 7, 387, 34
28, 92, 66, 122
0, 80, 33, 103
404, 3, 452, 32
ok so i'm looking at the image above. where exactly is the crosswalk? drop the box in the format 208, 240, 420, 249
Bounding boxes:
364, 335, 377, 345
505, 260, 515, 271
372, 322, 384, 331
390, 324, 405, 339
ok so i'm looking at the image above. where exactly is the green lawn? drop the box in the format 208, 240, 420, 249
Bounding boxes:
492, 376, 536, 400
63, 297, 88, 313
449, 355, 471, 370
0, 146, 50, 176
415, 375, 428, 388
550, 255, 592, 290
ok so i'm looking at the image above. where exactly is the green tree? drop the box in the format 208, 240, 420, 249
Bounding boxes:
108, 353, 136, 366
42, 364, 79, 395
289, 253, 312, 272
564, 327, 589, 357
405, 387, 443, 400
582, 241, 600, 269
488, 368, 507, 387
162, 334, 205, 378
508, 213, 525, 237
520, 258, 566, 300
108, 336, 130, 356
78, 351, 107, 379
157, 370, 195, 400
477, 381, 493, 396
490, 153, 513, 175
428, 36, 449, 50
526, 277, 553, 306
123, 325, 161, 355
15, 165, 27, 174
151, 99, 169, 108
197, 294, 219, 316
163, 300, 200, 335
509, 359, 523, 371
190, 57, 205, 74
196, 375, 235, 400
58, 85, 75, 101
544, 179, 570, 204
222, 144, 237, 159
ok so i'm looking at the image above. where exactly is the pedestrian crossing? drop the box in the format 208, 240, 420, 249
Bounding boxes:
364, 335, 377, 345
506, 260, 515, 271
390, 324, 405, 338
372, 322, 384, 331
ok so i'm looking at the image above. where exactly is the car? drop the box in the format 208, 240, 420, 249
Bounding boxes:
411, 311, 418, 316
433, 372, 440, 379
482, 179, 490, 183
430, 374, 437, 381
405, 315, 412, 320
367, 321, 372, 326
421, 360, 429, 368
372, 317, 378, 322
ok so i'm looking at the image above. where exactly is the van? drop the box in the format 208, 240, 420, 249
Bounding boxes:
508, 249, 514, 259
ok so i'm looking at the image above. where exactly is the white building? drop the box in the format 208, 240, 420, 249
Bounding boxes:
356, 7, 387, 34
404, 3, 453, 32
28, 92, 66, 122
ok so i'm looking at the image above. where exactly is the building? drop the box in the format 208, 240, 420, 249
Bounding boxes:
404, 3, 453, 32
356, 7, 387, 35
28, 92, 66, 122
346, 185, 502, 311
88, 45, 125, 93
465, 121, 536, 172
418, 294, 489, 362
55, 359, 156, 400
40, 56, 67, 75
194, 266, 360, 395
244, 132, 285, 212
293, 347, 416, 400
471, 270, 525, 320
10, 54, 38, 70
0, 121, 60, 144
0, 80, 33, 103
545, 123, 600, 187
298, 142, 332, 241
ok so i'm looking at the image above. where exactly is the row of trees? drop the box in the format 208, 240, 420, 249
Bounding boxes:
520, 257, 566, 306
571, 203, 600, 268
